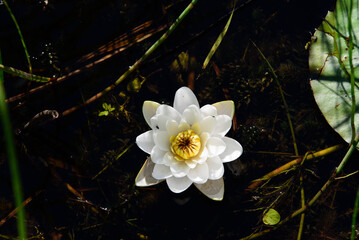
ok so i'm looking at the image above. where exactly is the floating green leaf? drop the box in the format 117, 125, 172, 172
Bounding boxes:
98, 103, 115, 117
309, 0, 359, 146
263, 208, 281, 225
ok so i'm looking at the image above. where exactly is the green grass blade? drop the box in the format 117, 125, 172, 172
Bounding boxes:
202, 8, 234, 69
251, 40, 298, 156
3, 0, 32, 73
0, 50, 27, 239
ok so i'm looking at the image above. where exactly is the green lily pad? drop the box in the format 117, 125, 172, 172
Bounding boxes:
263, 208, 280, 225
309, 0, 359, 145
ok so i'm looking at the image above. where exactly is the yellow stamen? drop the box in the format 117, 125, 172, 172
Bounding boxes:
170, 130, 201, 160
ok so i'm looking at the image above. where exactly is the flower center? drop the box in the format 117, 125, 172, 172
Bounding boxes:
170, 130, 201, 160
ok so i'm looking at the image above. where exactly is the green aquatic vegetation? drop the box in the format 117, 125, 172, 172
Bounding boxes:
3, 0, 359, 239
218, 63, 273, 107
202, 8, 234, 70
263, 208, 281, 226
3, 0, 32, 73
309, 0, 359, 147
98, 103, 116, 117
0, 64, 51, 82
0, 50, 27, 239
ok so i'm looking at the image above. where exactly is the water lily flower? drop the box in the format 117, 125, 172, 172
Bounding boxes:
135, 87, 243, 200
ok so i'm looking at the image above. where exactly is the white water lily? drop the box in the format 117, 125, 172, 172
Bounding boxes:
135, 87, 243, 200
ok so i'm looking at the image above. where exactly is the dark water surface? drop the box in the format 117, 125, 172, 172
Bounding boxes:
2, 0, 358, 239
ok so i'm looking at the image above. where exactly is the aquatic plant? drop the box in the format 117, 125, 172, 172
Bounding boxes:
135, 87, 243, 200
309, 0, 359, 146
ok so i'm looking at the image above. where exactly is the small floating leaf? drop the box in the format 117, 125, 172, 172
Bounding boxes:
263, 208, 280, 225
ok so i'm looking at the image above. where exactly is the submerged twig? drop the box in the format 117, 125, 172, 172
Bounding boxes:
0, 190, 43, 228
6, 21, 168, 103
247, 144, 342, 191
61, 0, 200, 117
242, 135, 358, 239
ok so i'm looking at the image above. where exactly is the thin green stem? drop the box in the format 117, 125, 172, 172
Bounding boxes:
347, 0, 356, 143
62, 0, 200, 116
250, 40, 298, 156
0, 64, 51, 83
351, 185, 359, 240
297, 175, 305, 240
337, 134, 359, 174
0, 51, 27, 239
251, 40, 304, 239
3, 0, 32, 73
92, 144, 133, 180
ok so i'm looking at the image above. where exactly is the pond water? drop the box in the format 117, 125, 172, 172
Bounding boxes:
1, 0, 358, 239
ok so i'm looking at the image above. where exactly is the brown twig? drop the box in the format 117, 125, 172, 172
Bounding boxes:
0, 190, 43, 227
6, 21, 167, 103
246, 144, 343, 191
60, 0, 199, 117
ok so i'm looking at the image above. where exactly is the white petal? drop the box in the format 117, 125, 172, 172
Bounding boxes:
200, 132, 210, 145
155, 114, 173, 131
170, 161, 190, 177
178, 121, 191, 132
199, 116, 216, 134
166, 120, 179, 137
135, 157, 164, 186
166, 176, 193, 193
213, 115, 232, 137
136, 130, 155, 154
192, 147, 208, 164
192, 133, 209, 163
153, 131, 170, 151
191, 122, 201, 134
152, 164, 172, 179
173, 87, 199, 114
194, 178, 224, 201
220, 137, 243, 163
183, 105, 202, 125
187, 163, 209, 184
200, 104, 217, 117
163, 152, 176, 166
149, 115, 159, 130
206, 137, 226, 157
150, 146, 166, 164
207, 156, 224, 180
143, 101, 160, 127
212, 101, 235, 119
156, 105, 181, 123
185, 159, 197, 168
